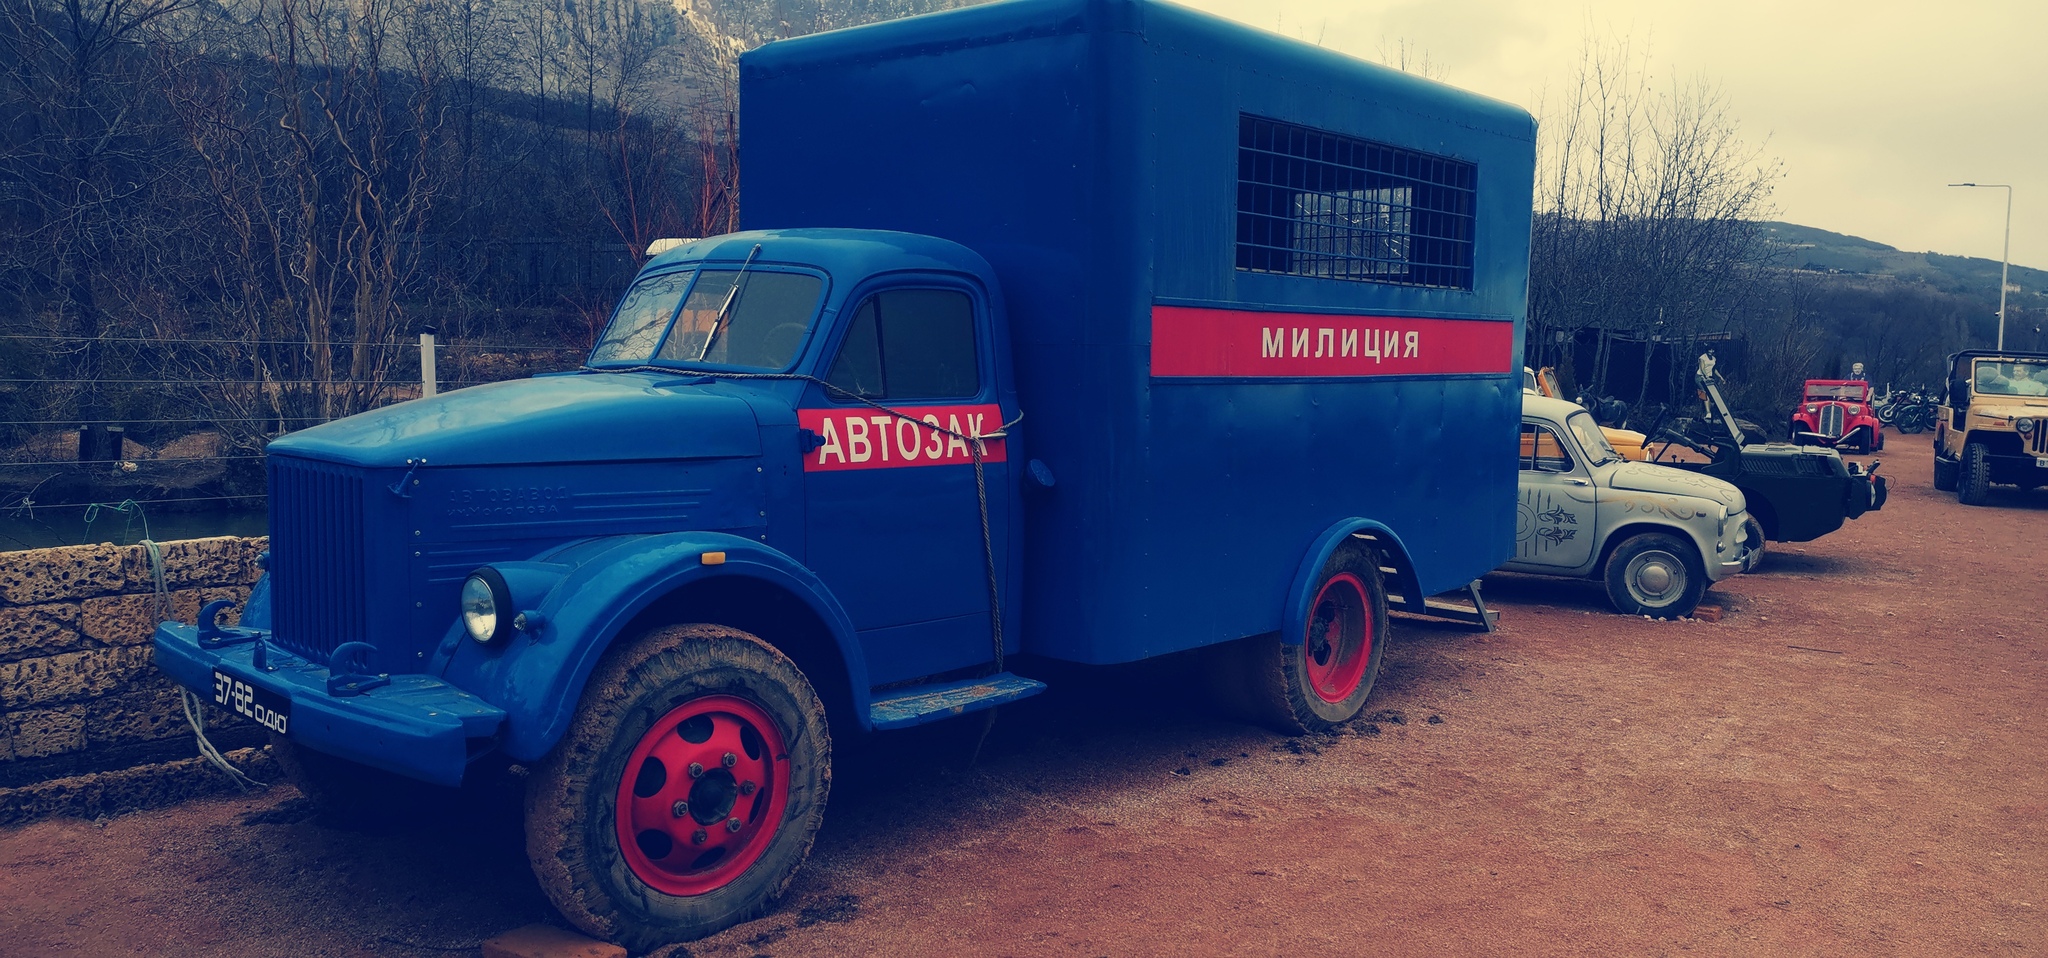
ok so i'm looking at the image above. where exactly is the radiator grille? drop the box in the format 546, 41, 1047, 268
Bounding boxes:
1818, 404, 1845, 438
2032, 423, 2047, 456
267, 456, 368, 662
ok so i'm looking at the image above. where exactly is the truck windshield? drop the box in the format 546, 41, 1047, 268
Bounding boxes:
588, 268, 823, 369
589, 270, 694, 365
1567, 411, 1622, 466
1972, 358, 2048, 397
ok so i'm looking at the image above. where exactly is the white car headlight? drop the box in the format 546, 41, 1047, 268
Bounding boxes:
2019, 417, 2036, 434
461, 568, 514, 646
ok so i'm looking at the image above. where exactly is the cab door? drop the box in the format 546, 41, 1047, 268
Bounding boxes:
799, 281, 1012, 685
1512, 420, 1597, 571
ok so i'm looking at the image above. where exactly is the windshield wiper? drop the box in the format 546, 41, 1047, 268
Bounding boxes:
696, 243, 763, 361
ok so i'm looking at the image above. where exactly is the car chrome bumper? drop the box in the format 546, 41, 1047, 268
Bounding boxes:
153, 621, 506, 787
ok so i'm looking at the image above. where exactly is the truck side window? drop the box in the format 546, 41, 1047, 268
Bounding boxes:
1520, 423, 1575, 473
826, 289, 980, 401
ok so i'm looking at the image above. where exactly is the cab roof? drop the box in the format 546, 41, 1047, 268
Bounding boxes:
643, 228, 999, 291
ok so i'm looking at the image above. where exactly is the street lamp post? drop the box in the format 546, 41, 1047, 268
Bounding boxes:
1948, 182, 2013, 350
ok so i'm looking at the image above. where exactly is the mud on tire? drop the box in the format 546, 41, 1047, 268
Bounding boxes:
1245, 547, 1389, 734
525, 624, 831, 950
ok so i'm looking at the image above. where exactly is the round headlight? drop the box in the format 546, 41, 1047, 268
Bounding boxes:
461, 567, 513, 646
2019, 417, 2036, 434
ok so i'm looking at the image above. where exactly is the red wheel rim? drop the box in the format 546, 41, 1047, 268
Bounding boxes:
1303, 572, 1371, 704
615, 694, 790, 897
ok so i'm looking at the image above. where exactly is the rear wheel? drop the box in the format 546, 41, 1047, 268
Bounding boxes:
526, 624, 830, 950
1249, 548, 1388, 734
1957, 442, 1992, 506
1603, 532, 1707, 618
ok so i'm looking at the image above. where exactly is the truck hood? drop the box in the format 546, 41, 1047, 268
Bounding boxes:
1606, 461, 1746, 511
268, 372, 762, 468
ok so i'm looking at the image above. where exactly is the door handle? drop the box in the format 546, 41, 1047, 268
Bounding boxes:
1564, 478, 1590, 486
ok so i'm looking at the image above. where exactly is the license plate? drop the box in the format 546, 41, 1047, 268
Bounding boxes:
212, 669, 291, 734
2037, 458, 2048, 469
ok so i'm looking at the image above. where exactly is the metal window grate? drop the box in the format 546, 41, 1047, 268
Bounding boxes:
1235, 115, 1477, 290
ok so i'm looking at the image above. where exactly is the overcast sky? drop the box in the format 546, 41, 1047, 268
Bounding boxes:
1176, 0, 2046, 274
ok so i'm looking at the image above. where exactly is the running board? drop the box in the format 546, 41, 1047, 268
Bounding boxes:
1386, 578, 1499, 632
867, 672, 1048, 730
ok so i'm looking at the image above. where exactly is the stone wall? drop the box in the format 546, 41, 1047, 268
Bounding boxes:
0, 537, 274, 825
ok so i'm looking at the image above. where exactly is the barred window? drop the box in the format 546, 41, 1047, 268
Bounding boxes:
1236, 115, 1477, 290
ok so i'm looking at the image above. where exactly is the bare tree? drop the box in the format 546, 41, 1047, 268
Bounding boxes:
1530, 32, 1783, 402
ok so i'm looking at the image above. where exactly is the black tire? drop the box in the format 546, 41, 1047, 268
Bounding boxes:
1603, 532, 1707, 618
1932, 453, 1958, 492
270, 734, 457, 828
1246, 548, 1389, 734
1957, 442, 1992, 506
1739, 516, 1767, 574
526, 624, 831, 950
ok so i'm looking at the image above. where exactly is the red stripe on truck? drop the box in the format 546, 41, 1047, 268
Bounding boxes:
1149, 304, 1515, 378
799, 404, 1007, 472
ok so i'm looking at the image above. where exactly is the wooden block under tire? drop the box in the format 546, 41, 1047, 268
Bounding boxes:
1691, 605, 1723, 623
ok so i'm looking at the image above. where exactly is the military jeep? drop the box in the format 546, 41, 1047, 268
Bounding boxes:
1934, 350, 2048, 505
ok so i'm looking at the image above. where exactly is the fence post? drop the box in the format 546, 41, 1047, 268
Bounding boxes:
420, 325, 438, 399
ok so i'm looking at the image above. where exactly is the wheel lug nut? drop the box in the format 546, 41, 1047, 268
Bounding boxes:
726, 817, 743, 832
738, 781, 757, 796
687, 762, 704, 779
722, 752, 738, 768
671, 800, 688, 818
692, 829, 707, 845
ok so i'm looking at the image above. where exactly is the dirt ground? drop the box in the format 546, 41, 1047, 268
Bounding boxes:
2, 436, 2043, 957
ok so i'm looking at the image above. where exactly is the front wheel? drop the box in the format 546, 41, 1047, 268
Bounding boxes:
1739, 516, 1767, 574
1957, 442, 1992, 506
1603, 532, 1707, 618
526, 624, 831, 950
1933, 453, 1958, 491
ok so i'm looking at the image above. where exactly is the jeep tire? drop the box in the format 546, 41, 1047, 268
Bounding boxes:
1957, 442, 1992, 506
526, 624, 831, 950
1932, 453, 1958, 492
1604, 532, 1707, 618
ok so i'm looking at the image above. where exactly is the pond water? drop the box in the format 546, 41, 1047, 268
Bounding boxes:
0, 505, 268, 552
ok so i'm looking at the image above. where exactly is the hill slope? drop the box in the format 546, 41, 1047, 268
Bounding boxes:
1762, 221, 2048, 305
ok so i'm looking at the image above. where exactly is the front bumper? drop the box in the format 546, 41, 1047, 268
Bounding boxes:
153, 622, 506, 787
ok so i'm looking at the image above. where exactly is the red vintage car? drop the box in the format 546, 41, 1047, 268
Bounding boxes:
1790, 379, 1883, 453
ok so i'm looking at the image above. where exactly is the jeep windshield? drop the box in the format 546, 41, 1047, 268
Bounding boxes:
1971, 358, 2048, 397
1803, 383, 1867, 401
1567, 411, 1622, 466
588, 267, 824, 370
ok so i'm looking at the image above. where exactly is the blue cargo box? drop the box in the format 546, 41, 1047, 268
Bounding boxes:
741, 0, 1535, 665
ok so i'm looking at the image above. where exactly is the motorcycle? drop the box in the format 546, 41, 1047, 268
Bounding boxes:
1893, 391, 1938, 434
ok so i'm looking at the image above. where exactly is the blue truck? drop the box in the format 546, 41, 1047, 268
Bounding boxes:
153, 0, 1535, 946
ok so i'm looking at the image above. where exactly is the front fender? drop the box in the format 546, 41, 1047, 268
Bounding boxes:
440, 532, 867, 762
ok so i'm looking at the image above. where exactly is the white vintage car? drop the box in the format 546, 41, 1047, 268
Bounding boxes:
1503, 394, 1753, 617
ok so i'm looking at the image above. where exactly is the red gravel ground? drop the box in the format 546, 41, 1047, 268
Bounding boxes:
2, 436, 2043, 957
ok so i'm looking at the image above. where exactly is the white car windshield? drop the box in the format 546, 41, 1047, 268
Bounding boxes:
1567, 411, 1621, 466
